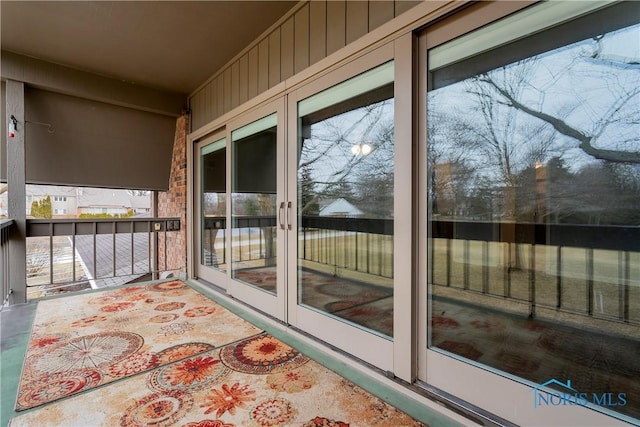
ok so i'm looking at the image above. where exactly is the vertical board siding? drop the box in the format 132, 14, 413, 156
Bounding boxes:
346, 1, 368, 44
281, 17, 295, 80
205, 83, 213, 124
294, 4, 310, 74
190, 0, 422, 129
394, 0, 422, 16
258, 38, 270, 93
326, 1, 346, 56
231, 62, 240, 109
190, 90, 202, 129
248, 46, 259, 99
199, 89, 207, 129
216, 75, 223, 118
239, 54, 249, 105
223, 68, 232, 113
269, 29, 282, 88
370, 1, 394, 31
309, 1, 327, 65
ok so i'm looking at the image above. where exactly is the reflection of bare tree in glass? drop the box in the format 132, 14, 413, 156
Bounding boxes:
430, 24, 640, 271
476, 30, 639, 225
432, 25, 639, 223
258, 194, 276, 265
352, 111, 394, 218
427, 100, 475, 218
465, 65, 559, 219
299, 99, 394, 219
474, 32, 639, 164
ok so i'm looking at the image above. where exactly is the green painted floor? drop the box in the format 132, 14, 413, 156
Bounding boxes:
1, 302, 37, 427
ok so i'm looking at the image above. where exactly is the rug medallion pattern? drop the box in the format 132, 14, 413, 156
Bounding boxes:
10, 333, 425, 426
15, 281, 261, 411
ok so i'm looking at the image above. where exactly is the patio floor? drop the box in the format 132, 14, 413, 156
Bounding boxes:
0, 282, 468, 426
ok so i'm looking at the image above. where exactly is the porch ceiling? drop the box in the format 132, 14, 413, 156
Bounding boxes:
0, 1, 297, 95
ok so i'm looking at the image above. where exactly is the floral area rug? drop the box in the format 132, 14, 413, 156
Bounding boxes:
14, 281, 262, 411
9, 332, 426, 427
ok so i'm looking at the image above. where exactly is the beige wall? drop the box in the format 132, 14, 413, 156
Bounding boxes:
189, 0, 421, 130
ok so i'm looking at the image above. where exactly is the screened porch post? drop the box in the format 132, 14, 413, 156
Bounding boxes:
6, 80, 26, 304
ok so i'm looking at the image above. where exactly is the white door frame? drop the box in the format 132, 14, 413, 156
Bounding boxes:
193, 131, 228, 287
416, 3, 634, 425
226, 97, 287, 322
286, 41, 415, 375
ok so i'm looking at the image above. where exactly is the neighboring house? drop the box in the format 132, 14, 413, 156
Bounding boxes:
318, 198, 364, 218
26, 185, 77, 218
0, 185, 152, 218
75, 187, 151, 217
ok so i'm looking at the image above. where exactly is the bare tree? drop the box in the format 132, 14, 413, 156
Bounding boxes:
299, 99, 395, 216
474, 32, 639, 164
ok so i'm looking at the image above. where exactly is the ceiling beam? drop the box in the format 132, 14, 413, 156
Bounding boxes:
1, 51, 186, 117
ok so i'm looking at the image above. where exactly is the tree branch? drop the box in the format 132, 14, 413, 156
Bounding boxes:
480, 75, 640, 163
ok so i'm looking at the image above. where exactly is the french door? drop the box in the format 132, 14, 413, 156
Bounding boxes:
194, 131, 227, 286
195, 44, 410, 374
285, 43, 415, 373
226, 99, 287, 321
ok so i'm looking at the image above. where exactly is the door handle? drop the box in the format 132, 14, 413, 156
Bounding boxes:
287, 201, 292, 230
278, 202, 285, 230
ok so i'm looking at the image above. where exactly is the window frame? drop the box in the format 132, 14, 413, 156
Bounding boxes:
418, 2, 638, 426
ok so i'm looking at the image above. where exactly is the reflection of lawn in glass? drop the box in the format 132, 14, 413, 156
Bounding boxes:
431, 238, 640, 321
298, 230, 393, 285
229, 229, 394, 289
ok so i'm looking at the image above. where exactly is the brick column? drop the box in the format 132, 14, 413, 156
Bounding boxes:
157, 115, 188, 276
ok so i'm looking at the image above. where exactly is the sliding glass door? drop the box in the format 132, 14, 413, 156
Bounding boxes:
420, 2, 640, 424
287, 47, 403, 371
194, 43, 411, 379
195, 133, 227, 285
227, 99, 287, 320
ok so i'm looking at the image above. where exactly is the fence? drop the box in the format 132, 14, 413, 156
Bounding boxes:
25, 218, 180, 297
430, 220, 640, 325
166, 214, 640, 326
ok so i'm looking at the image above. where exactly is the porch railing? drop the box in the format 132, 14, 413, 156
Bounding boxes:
168, 214, 640, 325
1, 219, 14, 306
300, 216, 394, 279
431, 220, 639, 325
24, 217, 180, 298
215, 215, 639, 325
203, 216, 393, 277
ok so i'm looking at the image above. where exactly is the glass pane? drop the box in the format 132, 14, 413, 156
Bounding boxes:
201, 140, 226, 271
298, 63, 395, 338
427, 4, 640, 420
231, 115, 278, 294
